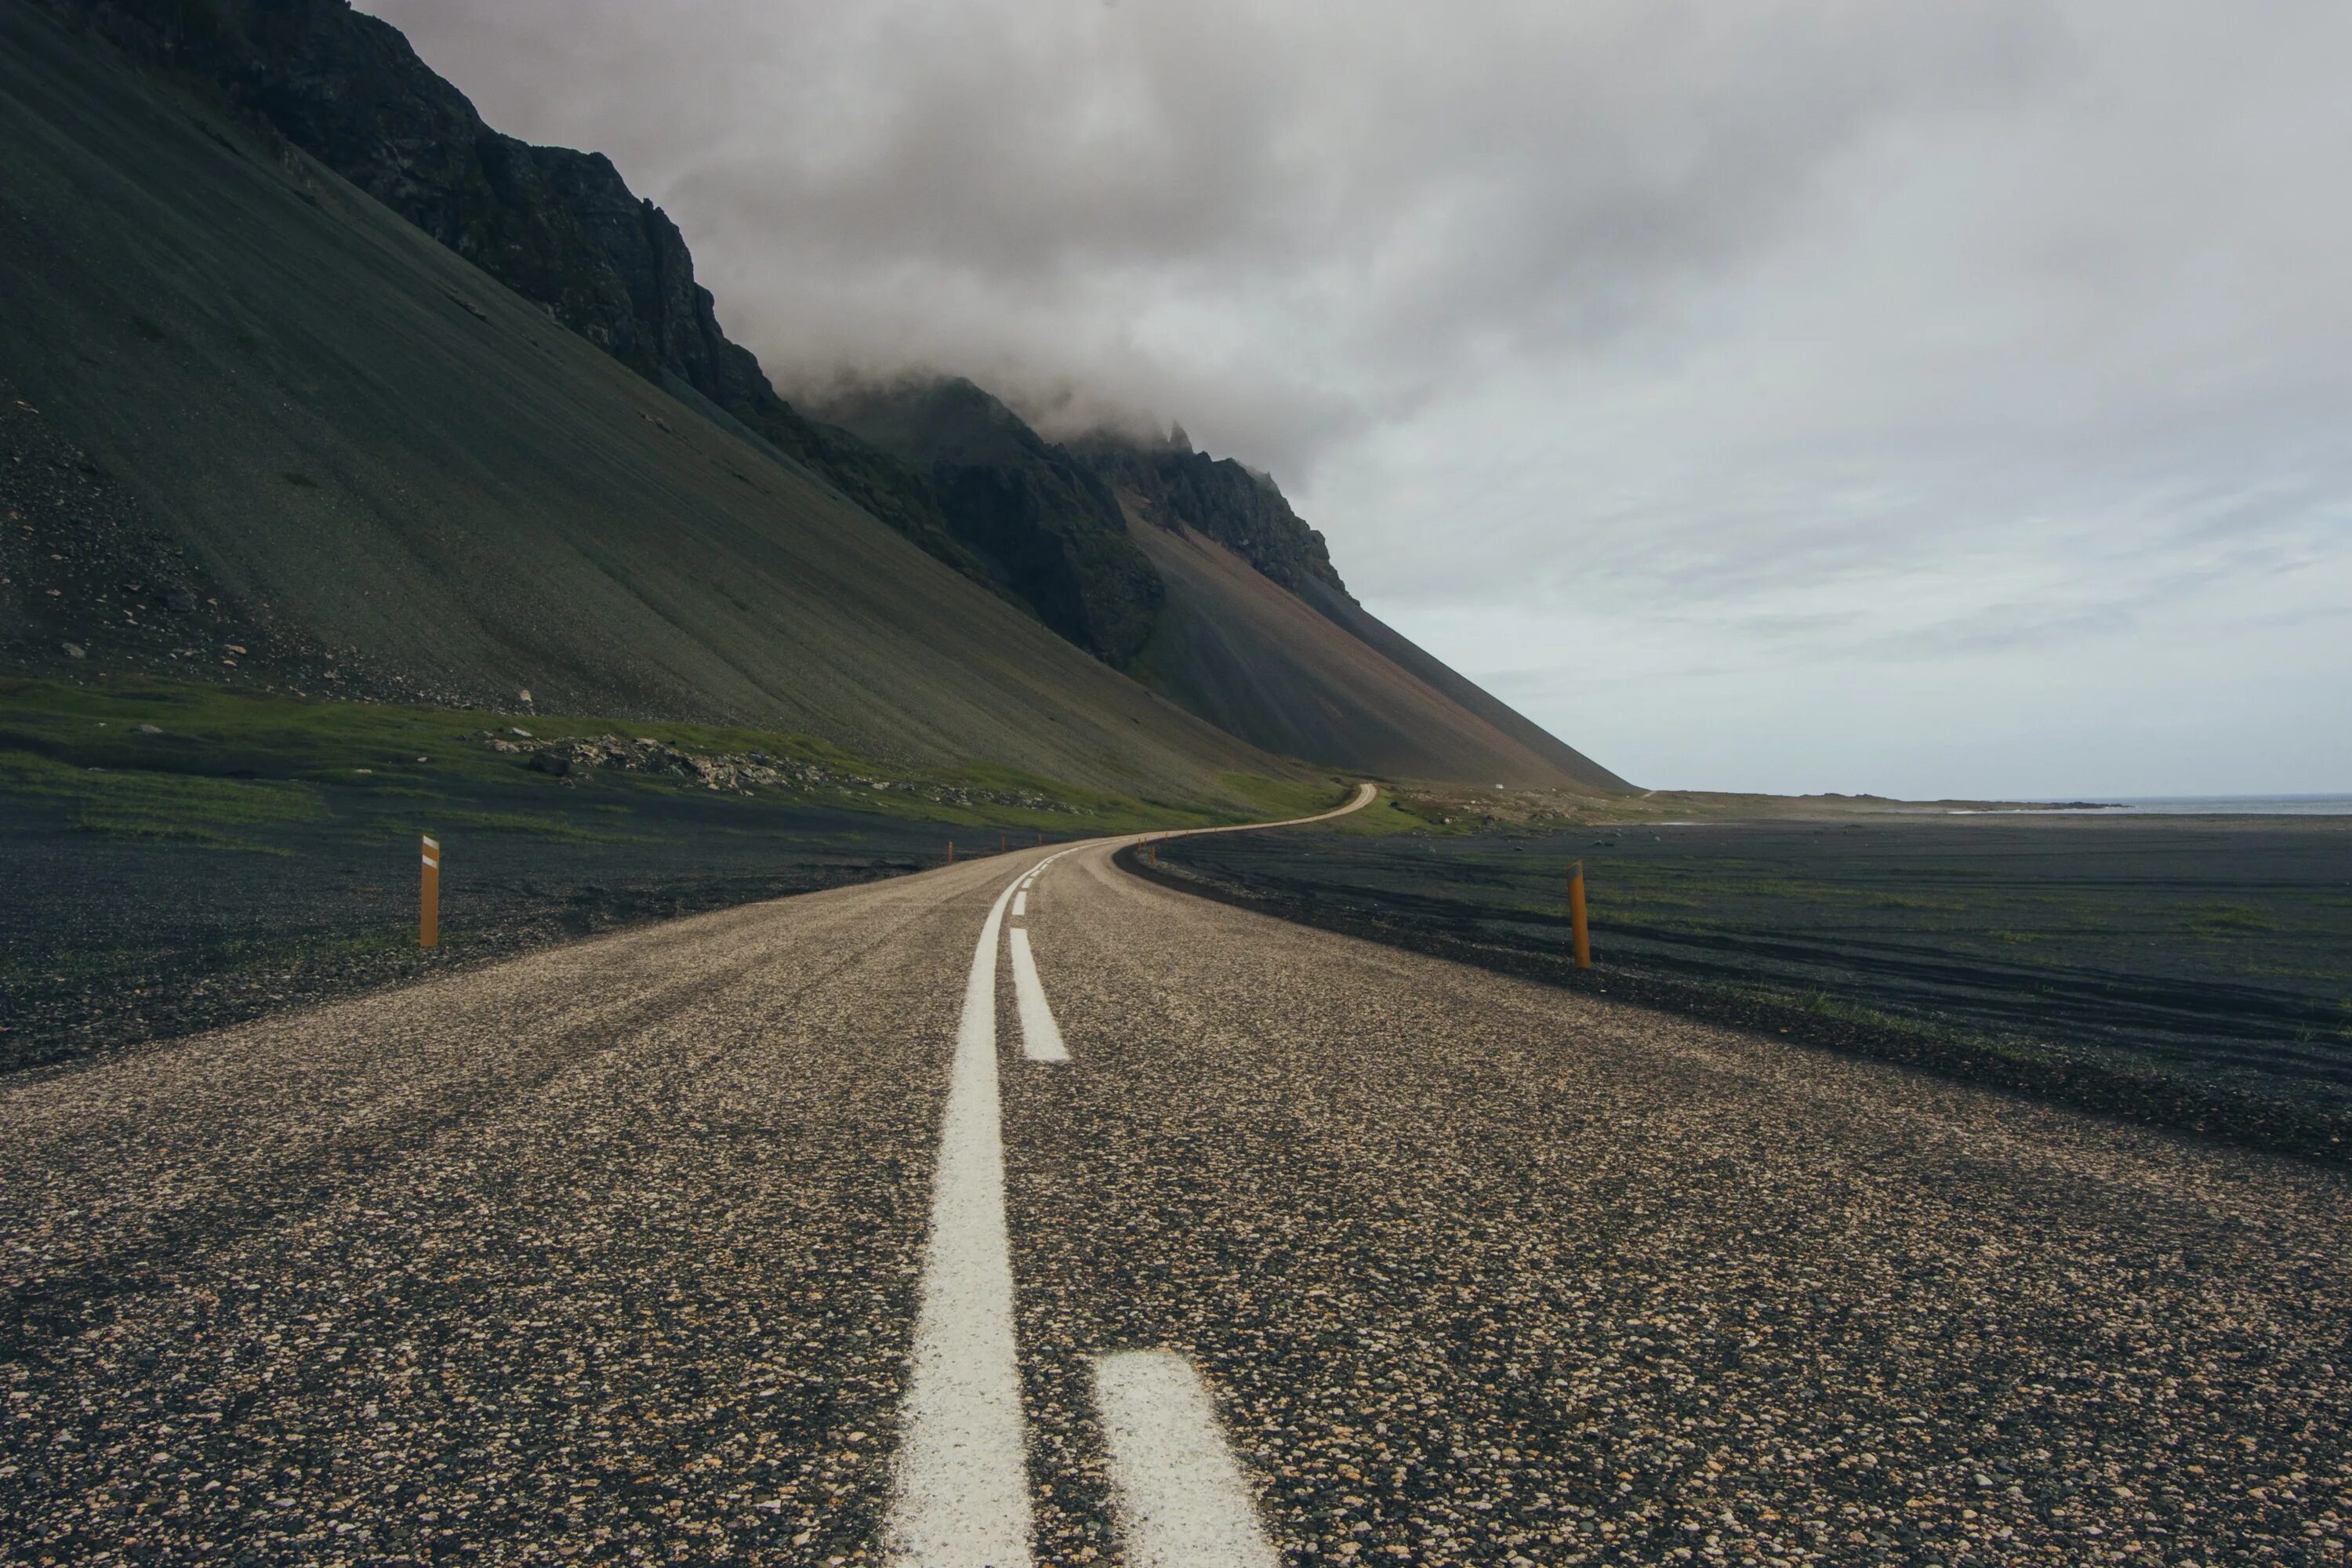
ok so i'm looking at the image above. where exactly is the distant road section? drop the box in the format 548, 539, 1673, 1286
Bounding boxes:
3, 785, 2346, 1564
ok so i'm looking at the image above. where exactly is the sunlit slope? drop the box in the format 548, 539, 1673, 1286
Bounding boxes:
0, 9, 1282, 797
1290, 580, 1631, 793
1128, 516, 1631, 790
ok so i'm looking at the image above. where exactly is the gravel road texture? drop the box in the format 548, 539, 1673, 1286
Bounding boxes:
5, 835, 2347, 1563
1149, 816, 2352, 1160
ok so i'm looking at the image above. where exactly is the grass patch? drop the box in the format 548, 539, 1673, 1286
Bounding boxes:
217, 928, 418, 971
2, 749, 328, 848
2191, 906, 2274, 937
74, 811, 290, 852
1316, 787, 1428, 837
1748, 985, 2062, 1066
415, 809, 656, 846
0, 676, 1338, 840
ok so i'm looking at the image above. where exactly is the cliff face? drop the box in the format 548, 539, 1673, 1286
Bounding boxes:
819, 381, 1164, 666
1068, 429, 1347, 598
58, 1, 640, 357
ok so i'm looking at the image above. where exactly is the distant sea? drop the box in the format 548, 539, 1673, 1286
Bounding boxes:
1959, 795, 2352, 817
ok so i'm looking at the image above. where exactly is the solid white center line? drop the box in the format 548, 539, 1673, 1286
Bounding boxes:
1007, 927, 1069, 1063
885, 869, 1032, 1567
1093, 1352, 1278, 1568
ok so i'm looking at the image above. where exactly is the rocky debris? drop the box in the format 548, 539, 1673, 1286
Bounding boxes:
0, 379, 364, 696
485, 731, 1080, 814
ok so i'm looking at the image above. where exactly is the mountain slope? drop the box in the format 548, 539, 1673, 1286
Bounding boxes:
0, 4, 1283, 798
34, 0, 1013, 603
820, 383, 1632, 789
9, 1, 1632, 794
1084, 433, 1628, 789
1287, 578, 1631, 791
1125, 512, 1630, 791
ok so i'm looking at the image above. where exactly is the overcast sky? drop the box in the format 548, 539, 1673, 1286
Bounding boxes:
377, 0, 2349, 797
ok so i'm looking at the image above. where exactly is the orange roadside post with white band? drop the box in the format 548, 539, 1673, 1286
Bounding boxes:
420, 834, 441, 948
1567, 858, 1590, 969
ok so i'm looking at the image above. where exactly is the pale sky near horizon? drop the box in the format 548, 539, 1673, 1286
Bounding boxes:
375, 0, 2350, 799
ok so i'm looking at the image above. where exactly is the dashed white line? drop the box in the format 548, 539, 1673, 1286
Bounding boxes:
1007, 927, 1069, 1064
1012, 889, 1028, 918
884, 869, 1032, 1567
1093, 1352, 1278, 1568
886, 814, 1351, 1563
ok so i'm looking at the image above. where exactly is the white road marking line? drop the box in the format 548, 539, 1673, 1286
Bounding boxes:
1093, 1352, 1278, 1568
885, 870, 1032, 1567
1007, 927, 1069, 1064
1012, 889, 1028, 918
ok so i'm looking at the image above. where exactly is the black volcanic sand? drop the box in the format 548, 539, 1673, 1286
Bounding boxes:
1150, 815, 2352, 1158
0, 780, 1045, 1077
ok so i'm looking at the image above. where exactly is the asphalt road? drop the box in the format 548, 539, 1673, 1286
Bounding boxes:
4, 808, 2347, 1566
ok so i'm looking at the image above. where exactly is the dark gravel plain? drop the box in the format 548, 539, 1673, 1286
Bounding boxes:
1150, 816, 2352, 1159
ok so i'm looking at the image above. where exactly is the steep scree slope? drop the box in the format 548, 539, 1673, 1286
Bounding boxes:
0, 5, 1280, 797
1123, 511, 1631, 791
826, 387, 1632, 789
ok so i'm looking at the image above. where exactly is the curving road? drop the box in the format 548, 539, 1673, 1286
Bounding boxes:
3, 795, 2347, 1566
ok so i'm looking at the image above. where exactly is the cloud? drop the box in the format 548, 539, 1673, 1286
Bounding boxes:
368, 0, 2062, 475
370, 0, 2352, 793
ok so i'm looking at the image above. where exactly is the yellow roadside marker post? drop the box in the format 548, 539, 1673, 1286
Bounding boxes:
1568, 858, 1591, 970
420, 834, 441, 949
947, 840, 955, 865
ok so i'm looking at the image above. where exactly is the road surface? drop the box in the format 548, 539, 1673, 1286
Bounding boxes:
3, 798, 2347, 1565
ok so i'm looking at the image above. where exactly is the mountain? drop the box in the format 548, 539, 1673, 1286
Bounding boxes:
837, 394, 1632, 791
0, 2, 1276, 798
817, 379, 1163, 665
31, 0, 1010, 583
1066, 426, 1345, 597
6, 0, 1631, 793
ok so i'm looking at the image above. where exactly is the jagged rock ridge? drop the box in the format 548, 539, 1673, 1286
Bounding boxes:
1067, 427, 1346, 597
817, 380, 1164, 666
